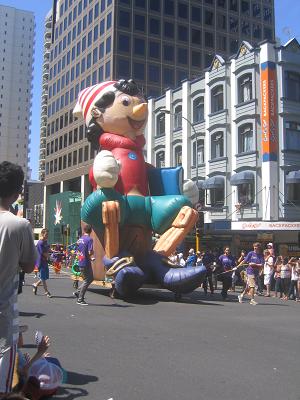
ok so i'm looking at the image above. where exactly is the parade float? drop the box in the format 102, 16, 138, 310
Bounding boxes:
73, 79, 206, 299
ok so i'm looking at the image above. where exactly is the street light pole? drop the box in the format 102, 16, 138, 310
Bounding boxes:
160, 109, 200, 252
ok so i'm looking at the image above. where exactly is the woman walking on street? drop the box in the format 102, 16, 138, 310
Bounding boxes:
33, 229, 52, 298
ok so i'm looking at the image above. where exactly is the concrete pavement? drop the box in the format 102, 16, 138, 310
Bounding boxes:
19, 269, 300, 400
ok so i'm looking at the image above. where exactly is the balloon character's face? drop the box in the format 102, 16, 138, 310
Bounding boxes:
91, 91, 148, 141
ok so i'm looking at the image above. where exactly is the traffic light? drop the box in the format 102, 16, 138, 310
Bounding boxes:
196, 228, 200, 237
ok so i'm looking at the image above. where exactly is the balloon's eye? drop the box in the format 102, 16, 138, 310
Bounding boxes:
122, 96, 131, 106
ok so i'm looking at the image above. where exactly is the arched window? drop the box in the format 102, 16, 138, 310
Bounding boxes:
174, 145, 182, 166
211, 85, 223, 113
155, 151, 165, 168
238, 123, 253, 153
193, 96, 204, 122
173, 105, 182, 130
211, 131, 224, 159
156, 113, 165, 136
238, 73, 252, 103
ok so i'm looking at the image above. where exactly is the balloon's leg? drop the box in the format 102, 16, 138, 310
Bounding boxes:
153, 206, 198, 256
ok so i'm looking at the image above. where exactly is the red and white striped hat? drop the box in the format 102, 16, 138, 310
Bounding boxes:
73, 81, 117, 126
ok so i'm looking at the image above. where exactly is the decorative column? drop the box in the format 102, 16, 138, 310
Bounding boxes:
182, 80, 191, 180
230, 58, 238, 221
165, 89, 172, 167
260, 42, 279, 221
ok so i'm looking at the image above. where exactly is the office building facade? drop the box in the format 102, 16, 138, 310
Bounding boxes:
146, 39, 300, 255
0, 5, 35, 178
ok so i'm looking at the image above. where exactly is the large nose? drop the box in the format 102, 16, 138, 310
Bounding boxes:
132, 103, 148, 119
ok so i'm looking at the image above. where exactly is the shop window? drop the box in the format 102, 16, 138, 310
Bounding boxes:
211, 85, 224, 113
211, 131, 224, 159
238, 123, 254, 153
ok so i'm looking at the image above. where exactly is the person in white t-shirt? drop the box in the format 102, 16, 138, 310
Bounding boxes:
0, 161, 37, 395
263, 249, 274, 297
288, 258, 300, 301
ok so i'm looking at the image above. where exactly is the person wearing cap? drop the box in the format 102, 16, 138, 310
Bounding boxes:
238, 242, 264, 305
185, 249, 197, 267
263, 249, 274, 297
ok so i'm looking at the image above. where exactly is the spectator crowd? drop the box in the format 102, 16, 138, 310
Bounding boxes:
170, 242, 300, 305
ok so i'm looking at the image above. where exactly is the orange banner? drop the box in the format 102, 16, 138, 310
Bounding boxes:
260, 61, 278, 161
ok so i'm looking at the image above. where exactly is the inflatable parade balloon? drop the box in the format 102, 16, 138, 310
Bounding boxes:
73, 79, 206, 298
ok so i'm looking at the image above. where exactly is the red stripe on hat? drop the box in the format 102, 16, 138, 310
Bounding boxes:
78, 87, 91, 103
83, 81, 116, 119
81, 85, 99, 110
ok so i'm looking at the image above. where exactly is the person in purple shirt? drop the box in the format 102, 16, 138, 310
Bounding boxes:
218, 247, 236, 300
33, 229, 52, 298
238, 242, 264, 305
73, 224, 94, 306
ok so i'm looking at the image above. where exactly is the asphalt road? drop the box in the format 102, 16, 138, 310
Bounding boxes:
19, 269, 300, 400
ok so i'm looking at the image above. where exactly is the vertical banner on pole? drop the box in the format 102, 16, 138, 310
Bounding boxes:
260, 61, 278, 162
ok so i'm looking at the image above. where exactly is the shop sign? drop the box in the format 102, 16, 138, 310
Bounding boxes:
232, 221, 300, 231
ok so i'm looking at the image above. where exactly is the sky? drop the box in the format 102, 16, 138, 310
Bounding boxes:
0, 0, 299, 180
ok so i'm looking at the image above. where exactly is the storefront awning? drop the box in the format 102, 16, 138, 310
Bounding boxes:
230, 170, 254, 186
202, 175, 224, 189
286, 170, 300, 184
197, 180, 205, 190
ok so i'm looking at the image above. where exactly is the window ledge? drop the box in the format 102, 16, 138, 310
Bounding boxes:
173, 127, 182, 133
280, 97, 300, 104
206, 205, 228, 212
234, 99, 256, 108
155, 133, 165, 138
208, 156, 228, 163
281, 149, 300, 154
282, 202, 300, 207
238, 203, 259, 209
193, 118, 205, 124
208, 109, 227, 117
235, 150, 257, 157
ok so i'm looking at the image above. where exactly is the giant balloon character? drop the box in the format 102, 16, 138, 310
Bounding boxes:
73, 79, 206, 298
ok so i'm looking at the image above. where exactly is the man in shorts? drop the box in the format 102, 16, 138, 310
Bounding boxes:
0, 161, 37, 394
238, 242, 264, 305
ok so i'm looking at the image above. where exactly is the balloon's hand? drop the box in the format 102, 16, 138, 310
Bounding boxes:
183, 180, 199, 206
93, 150, 121, 188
